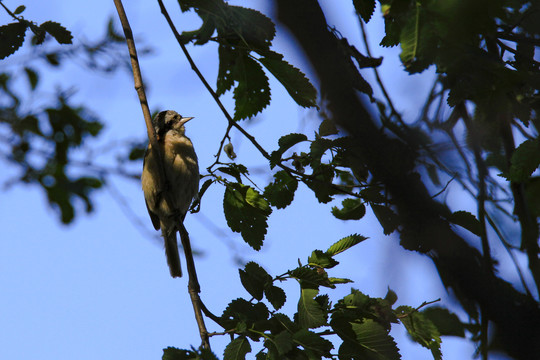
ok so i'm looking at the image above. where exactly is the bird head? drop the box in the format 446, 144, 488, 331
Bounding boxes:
152, 110, 194, 138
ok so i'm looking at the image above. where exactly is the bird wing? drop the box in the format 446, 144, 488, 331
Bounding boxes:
145, 198, 161, 230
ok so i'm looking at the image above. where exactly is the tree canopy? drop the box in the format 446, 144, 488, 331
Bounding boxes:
1, 0, 539, 359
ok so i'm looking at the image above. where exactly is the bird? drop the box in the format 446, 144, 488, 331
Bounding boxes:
141, 110, 199, 278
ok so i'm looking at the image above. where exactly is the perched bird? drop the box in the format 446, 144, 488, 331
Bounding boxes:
141, 110, 199, 278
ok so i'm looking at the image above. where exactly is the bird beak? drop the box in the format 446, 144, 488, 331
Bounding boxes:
179, 116, 194, 127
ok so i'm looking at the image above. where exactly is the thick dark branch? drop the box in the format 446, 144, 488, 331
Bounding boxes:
275, 1, 540, 359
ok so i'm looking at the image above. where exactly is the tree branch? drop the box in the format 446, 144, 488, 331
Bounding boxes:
113, 0, 210, 349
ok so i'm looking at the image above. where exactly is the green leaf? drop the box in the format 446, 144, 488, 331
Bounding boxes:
306, 164, 336, 204
353, 0, 376, 23
279, 133, 309, 154
318, 119, 339, 136
23, 67, 38, 90
265, 285, 286, 310
270, 330, 294, 355
384, 288, 398, 306
224, 336, 252, 360
233, 55, 270, 120
371, 204, 400, 235
264, 170, 298, 209
292, 329, 333, 357
397, 306, 442, 360
448, 210, 482, 236
288, 267, 327, 288
223, 183, 272, 250
308, 250, 339, 269
310, 137, 334, 167
298, 288, 327, 328
39, 21, 73, 44
350, 320, 401, 360
269, 133, 308, 169
328, 277, 354, 285
399, 4, 420, 66
503, 139, 540, 183
217, 44, 236, 96
162, 347, 195, 360
257, 53, 317, 108
45, 52, 60, 66
221, 298, 270, 330
218, 6, 275, 51
0, 22, 27, 59
326, 234, 367, 256
239, 261, 272, 300
422, 306, 466, 337
332, 198, 366, 220
13, 5, 26, 14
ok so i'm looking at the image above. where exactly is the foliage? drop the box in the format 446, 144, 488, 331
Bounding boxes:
2, 0, 540, 359
164, 236, 456, 360
0, 5, 142, 223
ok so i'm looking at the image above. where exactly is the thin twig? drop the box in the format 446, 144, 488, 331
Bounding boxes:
0, 1, 21, 21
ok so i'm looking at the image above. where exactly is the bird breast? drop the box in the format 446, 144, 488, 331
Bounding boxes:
161, 132, 199, 215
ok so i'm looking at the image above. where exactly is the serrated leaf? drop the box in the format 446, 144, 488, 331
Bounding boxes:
310, 137, 334, 167
371, 204, 400, 235
221, 298, 270, 330
257, 54, 317, 108
224, 336, 252, 360
264, 170, 298, 209
218, 6, 275, 51
422, 306, 466, 337
308, 250, 339, 269
279, 133, 309, 153
223, 183, 272, 250
353, 0, 376, 23
298, 288, 327, 328
448, 210, 482, 236
162, 347, 195, 360
332, 198, 366, 220
292, 329, 333, 356
233, 55, 270, 120
0, 22, 27, 59
288, 267, 327, 288
504, 139, 540, 183
319, 119, 339, 136
348, 320, 401, 360
239, 261, 272, 300
397, 306, 441, 360
267, 330, 294, 356
326, 234, 367, 256
306, 164, 336, 204
399, 5, 420, 66
23, 67, 38, 90
217, 44, 236, 96
265, 285, 286, 310
39, 21, 72, 44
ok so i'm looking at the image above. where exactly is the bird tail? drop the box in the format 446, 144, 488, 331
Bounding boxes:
163, 227, 182, 278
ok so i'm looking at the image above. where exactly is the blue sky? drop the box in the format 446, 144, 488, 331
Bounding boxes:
0, 0, 505, 359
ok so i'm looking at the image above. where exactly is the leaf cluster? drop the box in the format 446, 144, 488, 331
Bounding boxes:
0, 10, 143, 224
177, 0, 318, 120
164, 235, 463, 360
